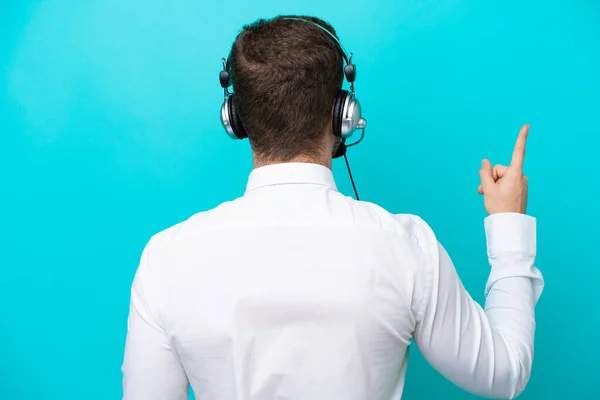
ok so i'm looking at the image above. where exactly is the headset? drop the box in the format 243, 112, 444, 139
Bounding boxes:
218, 17, 367, 199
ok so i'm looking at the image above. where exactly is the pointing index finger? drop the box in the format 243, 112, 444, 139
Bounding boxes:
511, 124, 530, 170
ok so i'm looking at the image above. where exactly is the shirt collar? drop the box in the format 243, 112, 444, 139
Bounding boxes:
245, 162, 337, 193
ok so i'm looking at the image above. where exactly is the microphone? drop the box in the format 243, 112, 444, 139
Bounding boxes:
333, 141, 347, 159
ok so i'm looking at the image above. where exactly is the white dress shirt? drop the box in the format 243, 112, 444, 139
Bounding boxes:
122, 162, 544, 400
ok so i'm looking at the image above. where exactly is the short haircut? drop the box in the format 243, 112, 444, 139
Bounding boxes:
230, 15, 344, 161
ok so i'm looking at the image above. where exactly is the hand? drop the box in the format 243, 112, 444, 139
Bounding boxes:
477, 124, 530, 215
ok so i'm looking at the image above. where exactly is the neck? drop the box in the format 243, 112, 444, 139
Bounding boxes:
253, 154, 332, 170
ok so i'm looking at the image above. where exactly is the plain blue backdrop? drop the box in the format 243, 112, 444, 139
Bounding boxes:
1, 0, 599, 399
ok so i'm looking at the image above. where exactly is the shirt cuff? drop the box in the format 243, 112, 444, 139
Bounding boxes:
484, 212, 536, 258
483, 213, 543, 302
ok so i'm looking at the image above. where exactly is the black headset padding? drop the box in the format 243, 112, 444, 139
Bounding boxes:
333, 140, 347, 159
228, 95, 247, 139
332, 90, 348, 138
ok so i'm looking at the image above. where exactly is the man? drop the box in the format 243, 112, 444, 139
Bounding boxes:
122, 15, 544, 400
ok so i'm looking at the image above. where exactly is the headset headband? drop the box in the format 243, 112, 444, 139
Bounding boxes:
282, 17, 351, 65
220, 17, 355, 90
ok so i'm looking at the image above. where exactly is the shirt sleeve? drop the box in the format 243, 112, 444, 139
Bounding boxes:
412, 213, 544, 399
122, 239, 189, 400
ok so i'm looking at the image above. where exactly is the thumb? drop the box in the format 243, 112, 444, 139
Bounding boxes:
479, 159, 495, 191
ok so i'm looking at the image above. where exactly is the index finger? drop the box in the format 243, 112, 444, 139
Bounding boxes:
510, 124, 530, 170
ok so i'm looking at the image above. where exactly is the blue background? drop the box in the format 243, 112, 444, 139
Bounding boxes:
1, 0, 599, 399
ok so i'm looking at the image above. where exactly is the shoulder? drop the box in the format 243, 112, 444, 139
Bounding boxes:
141, 198, 243, 258
348, 198, 439, 246
390, 212, 439, 261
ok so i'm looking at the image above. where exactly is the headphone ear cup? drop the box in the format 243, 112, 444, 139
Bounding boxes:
228, 96, 247, 139
332, 90, 348, 138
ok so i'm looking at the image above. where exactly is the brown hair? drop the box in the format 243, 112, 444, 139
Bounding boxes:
230, 15, 344, 161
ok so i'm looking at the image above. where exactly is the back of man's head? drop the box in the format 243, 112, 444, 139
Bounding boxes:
230, 15, 344, 163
